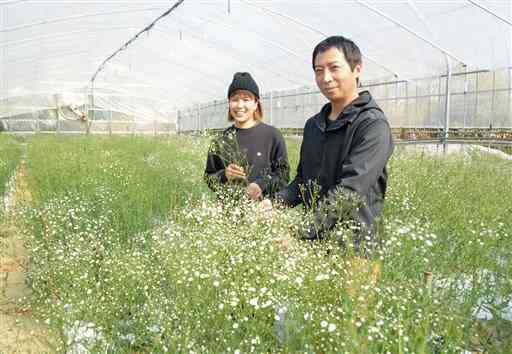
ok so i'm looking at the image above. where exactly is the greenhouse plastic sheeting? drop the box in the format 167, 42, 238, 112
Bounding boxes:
1, 1, 511, 129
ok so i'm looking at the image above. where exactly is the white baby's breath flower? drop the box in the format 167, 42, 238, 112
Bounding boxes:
262, 300, 272, 308
315, 274, 329, 281
398, 227, 409, 234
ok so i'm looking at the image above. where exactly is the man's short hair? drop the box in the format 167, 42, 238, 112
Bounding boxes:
312, 36, 362, 71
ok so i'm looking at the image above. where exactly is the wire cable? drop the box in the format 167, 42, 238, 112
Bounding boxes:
91, 0, 185, 83
468, 0, 512, 27
0, 6, 167, 33
0, 0, 28, 5
238, 0, 400, 78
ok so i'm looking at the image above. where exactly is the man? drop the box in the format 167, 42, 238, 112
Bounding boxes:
276, 35, 394, 249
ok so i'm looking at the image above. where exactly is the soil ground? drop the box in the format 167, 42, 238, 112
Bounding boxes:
0, 162, 57, 353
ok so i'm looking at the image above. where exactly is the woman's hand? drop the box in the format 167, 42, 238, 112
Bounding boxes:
225, 164, 246, 181
246, 182, 263, 200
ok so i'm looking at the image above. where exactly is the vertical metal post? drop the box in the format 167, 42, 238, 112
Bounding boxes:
35, 110, 40, 133
108, 108, 113, 136
463, 67, 468, 129
305, 87, 310, 126
442, 59, 452, 153
34, 61, 39, 133
475, 71, 479, 127
196, 104, 200, 132
56, 112, 60, 134
35, 78, 40, 133
490, 70, 496, 129
509, 68, 511, 128
415, 82, 419, 130
301, 88, 306, 126
1, 7, 9, 124
168, 113, 172, 136
437, 76, 442, 136
269, 91, 273, 126
87, 80, 94, 135
427, 81, 432, 129
55, 94, 60, 135
395, 81, 399, 127
295, 88, 300, 128
83, 87, 88, 134
176, 110, 181, 134
405, 81, 409, 129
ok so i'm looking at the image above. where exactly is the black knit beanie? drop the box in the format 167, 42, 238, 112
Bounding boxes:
227, 72, 260, 99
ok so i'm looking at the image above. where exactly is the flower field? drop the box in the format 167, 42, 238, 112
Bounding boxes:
1, 134, 511, 353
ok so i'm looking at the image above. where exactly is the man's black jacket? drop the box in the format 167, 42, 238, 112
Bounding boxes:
277, 91, 394, 237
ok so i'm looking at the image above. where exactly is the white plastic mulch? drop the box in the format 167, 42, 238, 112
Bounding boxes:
2, 172, 17, 215
400, 143, 512, 160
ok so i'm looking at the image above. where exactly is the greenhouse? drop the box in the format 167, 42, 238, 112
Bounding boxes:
1, 1, 511, 353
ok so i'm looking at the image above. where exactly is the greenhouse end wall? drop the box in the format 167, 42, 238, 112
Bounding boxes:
178, 68, 512, 133
1, 68, 511, 135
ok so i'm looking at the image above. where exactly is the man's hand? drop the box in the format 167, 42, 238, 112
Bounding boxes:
259, 198, 273, 211
246, 182, 263, 200
225, 164, 246, 181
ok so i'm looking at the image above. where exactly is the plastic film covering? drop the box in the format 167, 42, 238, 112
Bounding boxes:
1, 1, 511, 132
178, 67, 512, 131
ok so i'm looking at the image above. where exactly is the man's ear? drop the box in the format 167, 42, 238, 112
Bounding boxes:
353, 63, 362, 79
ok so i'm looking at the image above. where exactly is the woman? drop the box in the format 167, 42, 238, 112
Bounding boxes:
205, 72, 290, 200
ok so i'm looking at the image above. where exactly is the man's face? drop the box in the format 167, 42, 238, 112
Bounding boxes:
314, 47, 361, 103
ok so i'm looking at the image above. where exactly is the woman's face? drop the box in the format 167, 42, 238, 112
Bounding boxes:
229, 90, 258, 127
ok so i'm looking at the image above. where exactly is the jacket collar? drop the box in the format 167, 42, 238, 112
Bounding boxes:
315, 91, 375, 132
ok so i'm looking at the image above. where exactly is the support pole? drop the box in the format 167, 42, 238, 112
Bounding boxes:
55, 94, 60, 134
196, 104, 200, 132
443, 58, 452, 153
87, 80, 94, 135
405, 0, 454, 151
463, 67, 468, 129
83, 87, 88, 134
176, 109, 181, 134
269, 91, 273, 126
509, 68, 511, 129
109, 107, 113, 136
